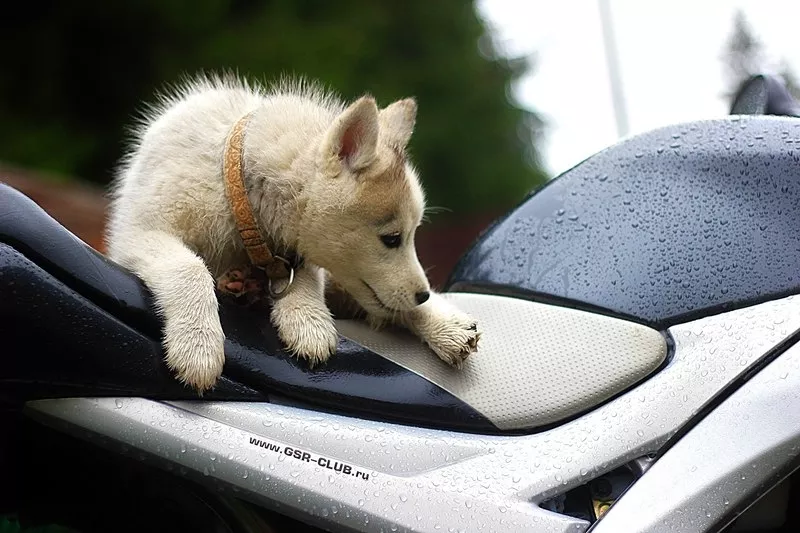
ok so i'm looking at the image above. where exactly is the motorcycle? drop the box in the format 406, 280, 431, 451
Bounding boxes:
2, 74, 800, 533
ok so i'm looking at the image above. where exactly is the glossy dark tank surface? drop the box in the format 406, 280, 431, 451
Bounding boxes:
448, 116, 800, 326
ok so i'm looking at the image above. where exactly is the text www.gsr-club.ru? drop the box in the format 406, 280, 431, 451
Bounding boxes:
248, 436, 370, 481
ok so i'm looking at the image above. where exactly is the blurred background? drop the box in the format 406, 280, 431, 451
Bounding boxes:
0, 0, 795, 287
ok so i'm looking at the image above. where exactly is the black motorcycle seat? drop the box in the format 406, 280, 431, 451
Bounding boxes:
0, 184, 159, 334
0, 183, 496, 432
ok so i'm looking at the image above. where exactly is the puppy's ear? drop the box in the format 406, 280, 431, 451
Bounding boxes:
379, 98, 417, 149
321, 95, 379, 172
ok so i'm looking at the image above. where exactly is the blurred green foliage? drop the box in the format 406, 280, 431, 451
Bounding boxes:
0, 0, 546, 213
722, 10, 800, 105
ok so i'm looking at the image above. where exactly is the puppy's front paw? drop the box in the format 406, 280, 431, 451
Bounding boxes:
163, 311, 226, 394
216, 266, 266, 297
272, 304, 338, 367
423, 312, 481, 369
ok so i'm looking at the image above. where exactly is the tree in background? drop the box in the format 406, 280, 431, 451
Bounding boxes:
0, 0, 547, 215
778, 59, 800, 102
721, 10, 800, 105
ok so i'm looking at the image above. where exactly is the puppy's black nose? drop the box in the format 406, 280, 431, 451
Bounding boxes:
415, 291, 430, 305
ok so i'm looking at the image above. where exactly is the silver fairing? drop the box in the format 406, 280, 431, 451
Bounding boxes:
592, 334, 800, 533
25, 295, 800, 533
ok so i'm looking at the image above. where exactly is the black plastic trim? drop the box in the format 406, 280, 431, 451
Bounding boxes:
447, 281, 648, 325
449, 280, 800, 331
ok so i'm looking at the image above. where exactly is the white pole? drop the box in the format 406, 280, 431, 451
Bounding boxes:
598, 0, 629, 137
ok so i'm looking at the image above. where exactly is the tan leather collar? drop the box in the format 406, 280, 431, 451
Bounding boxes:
222, 112, 297, 284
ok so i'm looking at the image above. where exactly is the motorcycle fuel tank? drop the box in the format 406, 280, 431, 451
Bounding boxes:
449, 116, 800, 327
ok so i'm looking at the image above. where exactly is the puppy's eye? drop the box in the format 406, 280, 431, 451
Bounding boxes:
380, 233, 402, 248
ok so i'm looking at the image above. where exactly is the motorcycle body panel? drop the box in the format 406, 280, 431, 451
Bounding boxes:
450, 116, 800, 327
25, 295, 800, 532
5, 114, 800, 532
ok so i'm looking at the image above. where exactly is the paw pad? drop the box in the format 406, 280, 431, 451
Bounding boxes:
216, 266, 268, 304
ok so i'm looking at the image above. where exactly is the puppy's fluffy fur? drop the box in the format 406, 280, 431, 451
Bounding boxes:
106, 73, 480, 392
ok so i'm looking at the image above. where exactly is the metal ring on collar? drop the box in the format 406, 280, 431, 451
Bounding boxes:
267, 256, 295, 299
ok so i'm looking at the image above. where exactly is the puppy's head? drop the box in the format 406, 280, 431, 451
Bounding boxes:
300, 95, 431, 315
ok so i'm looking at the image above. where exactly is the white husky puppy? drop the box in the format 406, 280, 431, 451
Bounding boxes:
106, 74, 480, 393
